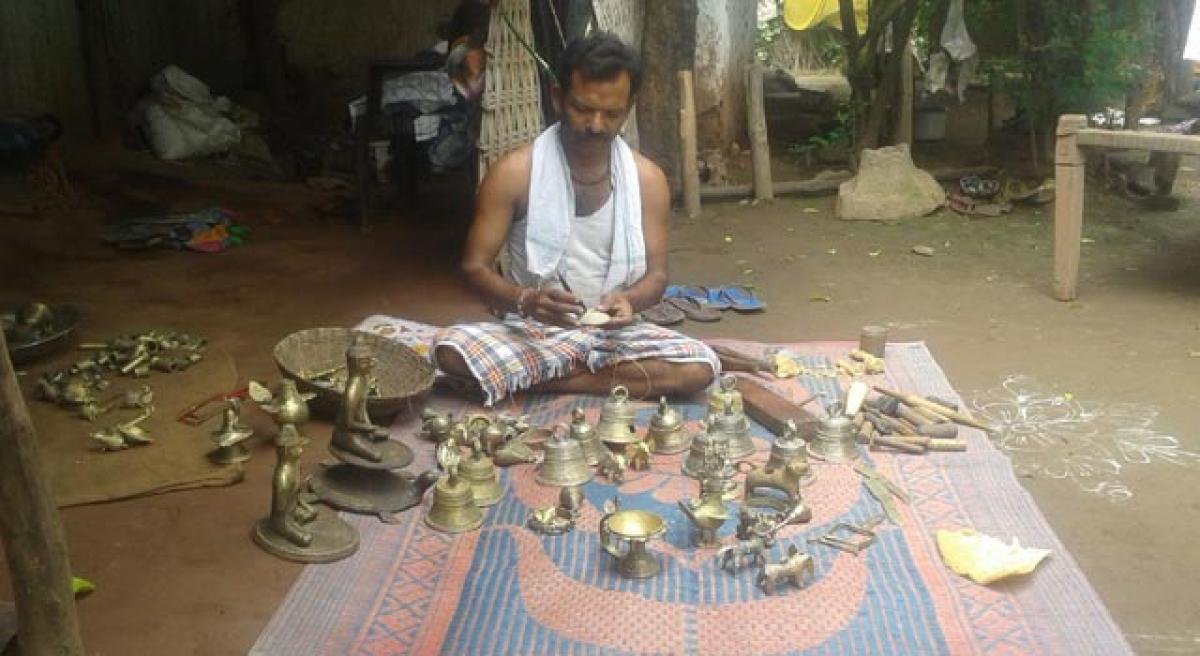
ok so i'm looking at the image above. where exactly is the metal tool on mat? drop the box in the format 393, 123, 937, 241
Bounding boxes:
853, 462, 908, 526
809, 515, 884, 554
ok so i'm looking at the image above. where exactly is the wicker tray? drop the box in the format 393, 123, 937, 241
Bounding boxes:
273, 327, 435, 420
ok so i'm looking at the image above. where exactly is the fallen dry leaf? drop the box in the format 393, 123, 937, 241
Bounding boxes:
912, 245, 935, 257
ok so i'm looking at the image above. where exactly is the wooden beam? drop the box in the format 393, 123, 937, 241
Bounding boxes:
678, 69, 702, 218
0, 332, 84, 655
1075, 128, 1200, 156
745, 64, 773, 201
894, 42, 914, 145
1053, 115, 1088, 301
698, 165, 998, 201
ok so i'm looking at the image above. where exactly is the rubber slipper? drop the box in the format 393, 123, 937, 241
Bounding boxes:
719, 284, 766, 312
664, 284, 689, 299
702, 286, 732, 310
641, 300, 686, 326
665, 297, 722, 322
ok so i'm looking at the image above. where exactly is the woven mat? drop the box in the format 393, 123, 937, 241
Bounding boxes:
26, 348, 243, 508
251, 340, 1131, 655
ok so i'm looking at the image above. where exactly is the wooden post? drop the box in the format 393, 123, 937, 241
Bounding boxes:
1053, 114, 1088, 301
678, 70, 702, 218
894, 43, 914, 145
0, 332, 84, 656
745, 64, 773, 201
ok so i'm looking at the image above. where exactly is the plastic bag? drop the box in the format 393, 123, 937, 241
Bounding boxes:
940, 0, 977, 62
927, 52, 950, 94
139, 65, 241, 160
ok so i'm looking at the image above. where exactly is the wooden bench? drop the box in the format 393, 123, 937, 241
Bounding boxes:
1054, 114, 1200, 300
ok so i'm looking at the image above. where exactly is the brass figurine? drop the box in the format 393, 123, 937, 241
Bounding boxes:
208, 398, 255, 464
599, 499, 666, 579
90, 405, 155, 451
738, 457, 812, 524
757, 546, 815, 594
678, 475, 730, 547
330, 337, 392, 463
419, 408, 455, 441
715, 531, 775, 572
252, 379, 359, 563
625, 439, 651, 471
596, 444, 627, 483
526, 486, 584, 536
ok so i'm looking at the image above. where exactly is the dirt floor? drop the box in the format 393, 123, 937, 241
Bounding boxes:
2, 145, 1200, 655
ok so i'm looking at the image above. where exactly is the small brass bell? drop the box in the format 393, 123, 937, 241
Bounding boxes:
682, 425, 727, 478
594, 385, 639, 447
708, 398, 754, 458
768, 419, 809, 470
647, 396, 690, 455
568, 407, 604, 466
807, 413, 860, 462
425, 457, 484, 533
459, 443, 504, 507
536, 427, 594, 487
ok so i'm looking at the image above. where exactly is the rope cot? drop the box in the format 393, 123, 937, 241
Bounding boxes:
478, 0, 546, 180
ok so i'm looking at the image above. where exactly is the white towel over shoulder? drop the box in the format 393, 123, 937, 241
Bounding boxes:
524, 123, 645, 293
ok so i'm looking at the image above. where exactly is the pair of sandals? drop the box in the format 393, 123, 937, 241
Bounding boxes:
642, 284, 766, 326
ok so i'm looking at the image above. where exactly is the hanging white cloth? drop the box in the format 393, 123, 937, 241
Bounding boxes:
522, 123, 646, 295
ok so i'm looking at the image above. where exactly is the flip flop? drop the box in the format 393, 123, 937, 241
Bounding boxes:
719, 284, 766, 312
702, 286, 732, 310
641, 300, 686, 326
664, 284, 689, 299
665, 297, 722, 322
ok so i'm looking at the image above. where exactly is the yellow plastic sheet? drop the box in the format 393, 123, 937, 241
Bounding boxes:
936, 528, 1051, 585
783, 0, 868, 32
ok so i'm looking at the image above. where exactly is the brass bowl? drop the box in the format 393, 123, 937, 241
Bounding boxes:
605, 509, 666, 540
273, 327, 434, 420
1, 303, 81, 365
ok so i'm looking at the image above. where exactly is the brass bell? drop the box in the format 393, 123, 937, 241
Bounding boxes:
536, 428, 594, 487
682, 424, 727, 478
767, 419, 808, 470
459, 444, 504, 507
806, 413, 860, 462
425, 458, 484, 533
708, 398, 754, 458
647, 396, 691, 455
595, 385, 640, 447
568, 407, 604, 466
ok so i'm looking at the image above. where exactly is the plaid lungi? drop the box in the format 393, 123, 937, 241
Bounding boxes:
434, 319, 720, 406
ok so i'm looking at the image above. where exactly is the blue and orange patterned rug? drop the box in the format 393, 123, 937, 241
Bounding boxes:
251, 340, 1131, 655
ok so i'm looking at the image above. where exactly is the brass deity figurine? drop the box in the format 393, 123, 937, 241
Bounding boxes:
331, 337, 392, 462
252, 379, 358, 563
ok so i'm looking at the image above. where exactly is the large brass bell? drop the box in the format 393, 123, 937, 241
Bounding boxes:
425, 457, 484, 533
768, 419, 809, 471
459, 445, 504, 507
536, 428, 593, 487
708, 398, 754, 458
806, 412, 859, 462
595, 385, 640, 447
568, 407, 604, 466
647, 396, 690, 455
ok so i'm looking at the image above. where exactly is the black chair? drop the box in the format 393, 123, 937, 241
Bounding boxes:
355, 55, 478, 232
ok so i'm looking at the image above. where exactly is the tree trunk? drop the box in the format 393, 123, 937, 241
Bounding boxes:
0, 332, 84, 656
639, 0, 698, 192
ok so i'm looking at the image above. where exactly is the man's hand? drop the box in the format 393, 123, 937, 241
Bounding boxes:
596, 292, 635, 329
526, 288, 584, 328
